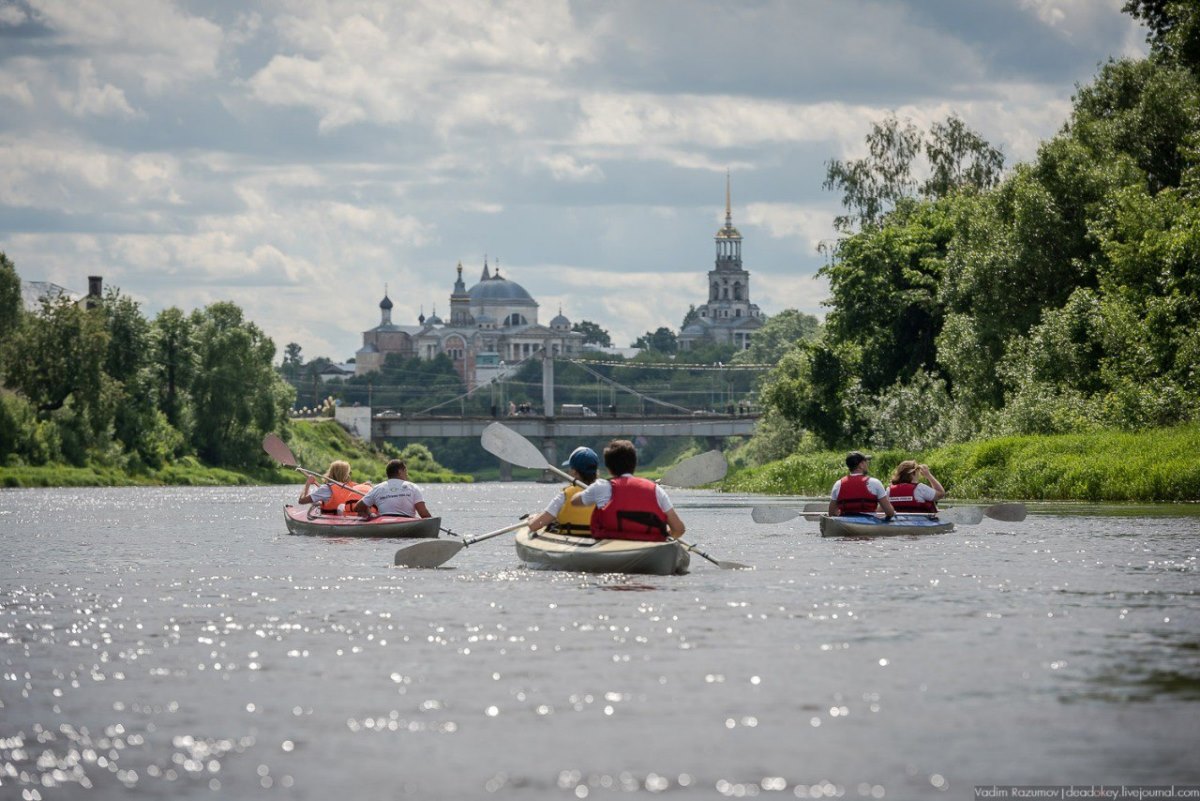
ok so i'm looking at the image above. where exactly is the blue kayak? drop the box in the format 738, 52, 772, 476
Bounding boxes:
819, 513, 954, 538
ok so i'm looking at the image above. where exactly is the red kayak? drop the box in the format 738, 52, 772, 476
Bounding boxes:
282, 505, 441, 538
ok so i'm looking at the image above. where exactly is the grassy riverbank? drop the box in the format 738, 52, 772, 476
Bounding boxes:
0, 420, 472, 488
725, 425, 1200, 502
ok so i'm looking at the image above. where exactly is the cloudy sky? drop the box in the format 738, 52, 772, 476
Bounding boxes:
0, 0, 1148, 361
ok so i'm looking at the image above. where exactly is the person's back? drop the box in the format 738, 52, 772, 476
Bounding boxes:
887, 460, 944, 512
574, 439, 686, 541
829, 451, 895, 519
527, 447, 600, 535
356, 459, 431, 518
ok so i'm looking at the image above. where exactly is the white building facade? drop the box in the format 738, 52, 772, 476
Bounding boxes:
355, 261, 584, 389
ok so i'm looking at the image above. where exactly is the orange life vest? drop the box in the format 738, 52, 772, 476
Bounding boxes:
321, 482, 372, 514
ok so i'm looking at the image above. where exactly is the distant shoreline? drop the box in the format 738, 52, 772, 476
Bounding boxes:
723, 425, 1200, 503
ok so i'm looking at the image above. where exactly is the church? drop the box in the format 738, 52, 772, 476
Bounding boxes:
355, 260, 585, 389
677, 175, 765, 351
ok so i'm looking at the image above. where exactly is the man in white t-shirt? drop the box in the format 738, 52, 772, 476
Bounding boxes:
356, 459, 431, 518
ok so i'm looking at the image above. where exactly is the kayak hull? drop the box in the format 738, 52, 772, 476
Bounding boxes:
283, 505, 441, 538
819, 513, 954, 538
513, 526, 690, 575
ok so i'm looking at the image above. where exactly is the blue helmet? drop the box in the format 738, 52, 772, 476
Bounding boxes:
562, 446, 599, 474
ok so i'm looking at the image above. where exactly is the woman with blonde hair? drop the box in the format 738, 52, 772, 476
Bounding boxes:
887, 460, 946, 513
298, 460, 371, 515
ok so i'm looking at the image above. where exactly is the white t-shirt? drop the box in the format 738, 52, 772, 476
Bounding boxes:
577, 475, 674, 513
544, 490, 568, 516
829, 475, 887, 500
360, 478, 425, 516
309, 484, 334, 504
904, 483, 939, 503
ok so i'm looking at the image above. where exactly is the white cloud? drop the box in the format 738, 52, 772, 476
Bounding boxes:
743, 203, 839, 253
535, 154, 603, 183
247, 0, 591, 133
57, 61, 137, 118
28, 0, 224, 92
0, 4, 27, 25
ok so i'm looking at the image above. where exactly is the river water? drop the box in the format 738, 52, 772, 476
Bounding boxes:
1, 484, 1198, 800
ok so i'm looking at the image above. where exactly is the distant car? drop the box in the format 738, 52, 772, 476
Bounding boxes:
560, 404, 597, 417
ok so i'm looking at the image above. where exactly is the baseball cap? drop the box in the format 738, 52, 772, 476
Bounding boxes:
845, 451, 871, 470
562, 446, 600, 474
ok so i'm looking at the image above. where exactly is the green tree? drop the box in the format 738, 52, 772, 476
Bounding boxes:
824, 115, 921, 232
732, 309, 819, 365
758, 340, 861, 448
923, 115, 1005, 198
150, 307, 195, 433
7, 296, 109, 416
632, 326, 678, 354
188, 302, 294, 466
572, 320, 612, 347
282, 342, 304, 380
1124, 0, 1200, 74
0, 253, 22, 381
821, 197, 958, 394
0, 252, 21, 342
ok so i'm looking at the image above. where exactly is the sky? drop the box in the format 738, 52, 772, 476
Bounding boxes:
0, 0, 1149, 362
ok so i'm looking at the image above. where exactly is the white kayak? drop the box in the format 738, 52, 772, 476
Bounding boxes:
513, 525, 690, 575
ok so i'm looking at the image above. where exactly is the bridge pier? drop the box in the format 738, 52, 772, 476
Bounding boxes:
540, 438, 558, 483
498, 459, 512, 481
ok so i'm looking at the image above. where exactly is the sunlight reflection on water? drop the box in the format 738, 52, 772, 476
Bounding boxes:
1, 484, 1198, 798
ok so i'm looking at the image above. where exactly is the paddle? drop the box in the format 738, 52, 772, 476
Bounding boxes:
480, 423, 749, 570
263, 432, 368, 496
750, 502, 1027, 526
394, 519, 529, 568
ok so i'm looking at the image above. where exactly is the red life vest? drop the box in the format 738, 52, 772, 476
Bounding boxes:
590, 476, 670, 541
321, 482, 372, 514
835, 474, 879, 514
888, 482, 937, 513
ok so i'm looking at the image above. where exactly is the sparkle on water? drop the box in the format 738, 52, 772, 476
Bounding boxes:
1, 484, 1198, 797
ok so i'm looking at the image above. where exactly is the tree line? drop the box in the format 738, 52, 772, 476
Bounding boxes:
0, 255, 294, 471
753, 1, 1200, 457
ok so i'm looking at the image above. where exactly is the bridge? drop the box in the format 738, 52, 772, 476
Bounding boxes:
333, 353, 761, 478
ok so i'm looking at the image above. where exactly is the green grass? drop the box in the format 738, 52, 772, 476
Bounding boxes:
0, 420, 472, 488
723, 424, 1200, 502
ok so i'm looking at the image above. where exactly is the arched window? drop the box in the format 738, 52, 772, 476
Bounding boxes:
504, 313, 528, 327
733, 282, 742, 300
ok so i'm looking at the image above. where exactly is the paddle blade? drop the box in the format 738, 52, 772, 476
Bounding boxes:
751, 506, 801, 524
660, 450, 727, 487
985, 502, 1027, 522
262, 433, 296, 467
481, 423, 552, 470
938, 506, 985, 525
682, 541, 751, 570
394, 540, 465, 569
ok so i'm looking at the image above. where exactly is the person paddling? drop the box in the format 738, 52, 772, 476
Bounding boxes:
571, 439, 686, 540
828, 451, 896, 519
355, 459, 432, 519
298, 460, 371, 515
526, 446, 600, 535
887, 460, 945, 513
